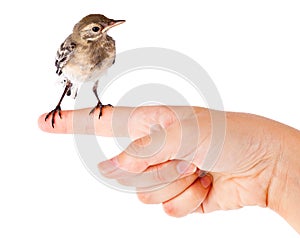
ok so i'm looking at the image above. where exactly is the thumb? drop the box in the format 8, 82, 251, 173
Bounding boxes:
98, 119, 201, 176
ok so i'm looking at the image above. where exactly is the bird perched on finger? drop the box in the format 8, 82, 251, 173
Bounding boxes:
45, 14, 125, 128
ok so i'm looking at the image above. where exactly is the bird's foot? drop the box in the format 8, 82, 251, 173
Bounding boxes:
45, 105, 62, 128
89, 102, 113, 119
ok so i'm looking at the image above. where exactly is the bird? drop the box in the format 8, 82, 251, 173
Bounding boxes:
45, 14, 125, 128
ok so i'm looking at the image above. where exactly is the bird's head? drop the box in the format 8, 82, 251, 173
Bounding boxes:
73, 14, 125, 43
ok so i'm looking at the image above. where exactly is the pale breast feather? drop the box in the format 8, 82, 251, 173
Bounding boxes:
55, 35, 76, 76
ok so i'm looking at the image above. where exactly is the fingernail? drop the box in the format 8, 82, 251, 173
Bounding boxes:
197, 170, 208, 178
176, 161, 196, 175
200, 175, 212, 189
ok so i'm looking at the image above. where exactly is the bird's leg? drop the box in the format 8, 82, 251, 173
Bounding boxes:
89, 80, 112, 119
45, 80, 72, 128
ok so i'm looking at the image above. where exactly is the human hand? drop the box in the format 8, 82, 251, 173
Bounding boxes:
94, 106, 283, 215
38, 106, 300, 231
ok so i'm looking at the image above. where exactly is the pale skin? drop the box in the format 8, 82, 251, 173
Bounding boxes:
38, 106, 300, 233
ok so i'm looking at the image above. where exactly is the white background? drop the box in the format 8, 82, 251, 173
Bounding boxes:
1, 0, 300, 237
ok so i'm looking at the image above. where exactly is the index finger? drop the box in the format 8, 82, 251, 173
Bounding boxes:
38, 106, 202, 137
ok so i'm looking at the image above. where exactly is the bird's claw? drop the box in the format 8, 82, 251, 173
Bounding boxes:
89, 102, 113, 119
45, 105, 62, 128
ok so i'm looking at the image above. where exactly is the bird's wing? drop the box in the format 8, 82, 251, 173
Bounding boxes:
55, 35, 76, 76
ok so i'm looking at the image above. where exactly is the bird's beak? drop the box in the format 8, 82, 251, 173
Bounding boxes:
102, 20, 125, 33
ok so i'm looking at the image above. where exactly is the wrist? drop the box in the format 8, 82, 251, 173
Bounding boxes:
268, 124, 300, 233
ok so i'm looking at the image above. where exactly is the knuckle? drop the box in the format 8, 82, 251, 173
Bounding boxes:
152, 166, 168, 184
155, 106, 177, 128
126, 135, 152, 157
134, 135, 152, 147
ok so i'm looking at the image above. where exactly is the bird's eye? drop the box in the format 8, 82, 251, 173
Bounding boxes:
92, 27, 100, 32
